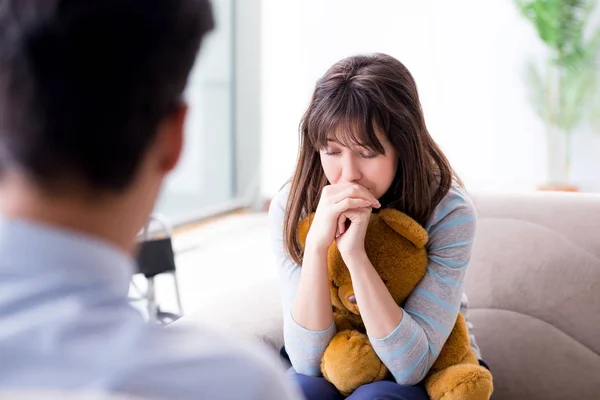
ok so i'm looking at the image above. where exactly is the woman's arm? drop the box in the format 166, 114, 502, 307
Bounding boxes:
268, 186, 336, 376
291, 242, 334, 331
351, 187, 477, 385
461, 292, 483, 360
345, 252, 404, 338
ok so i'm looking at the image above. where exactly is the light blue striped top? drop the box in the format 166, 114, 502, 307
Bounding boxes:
269, 183, 482, 385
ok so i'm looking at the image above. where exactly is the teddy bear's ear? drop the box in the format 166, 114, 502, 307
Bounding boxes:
379, 209, 428, 249
297, 213, 315, 248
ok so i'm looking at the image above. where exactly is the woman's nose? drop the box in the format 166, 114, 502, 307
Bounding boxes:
341, 157, 361, 182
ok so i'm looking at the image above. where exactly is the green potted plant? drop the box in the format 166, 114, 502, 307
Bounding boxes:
513, 0, 600, 191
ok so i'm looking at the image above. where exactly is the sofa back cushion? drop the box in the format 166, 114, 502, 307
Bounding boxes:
466, 192, 600, 400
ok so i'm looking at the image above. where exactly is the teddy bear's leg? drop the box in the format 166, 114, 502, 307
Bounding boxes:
424, 315, 493, 400
321, 330, 388, 397
425, 363, 493, 400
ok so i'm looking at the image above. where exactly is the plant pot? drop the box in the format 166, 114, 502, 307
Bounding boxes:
537, 183, 579, 192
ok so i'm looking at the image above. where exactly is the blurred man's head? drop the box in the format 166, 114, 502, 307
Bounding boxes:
0, 0, 213, 250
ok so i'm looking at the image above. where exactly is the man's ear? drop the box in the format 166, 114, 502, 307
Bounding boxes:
158, 102, 188, 173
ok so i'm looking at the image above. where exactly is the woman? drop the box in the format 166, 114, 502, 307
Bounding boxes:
268, 53, 488, 400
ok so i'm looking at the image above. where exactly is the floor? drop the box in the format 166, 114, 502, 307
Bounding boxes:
129, 211, 277, 320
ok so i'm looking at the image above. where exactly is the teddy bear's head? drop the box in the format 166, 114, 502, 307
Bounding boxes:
298, 209, 429, 325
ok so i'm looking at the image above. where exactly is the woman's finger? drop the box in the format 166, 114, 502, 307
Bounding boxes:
332, 184, 379, 207
334, 198, 372, 214
337, 213, 347, 237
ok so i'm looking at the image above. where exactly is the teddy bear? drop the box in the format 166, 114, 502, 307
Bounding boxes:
297, 208, 493, 400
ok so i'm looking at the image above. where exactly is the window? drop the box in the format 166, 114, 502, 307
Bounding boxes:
154, 0, 236, 225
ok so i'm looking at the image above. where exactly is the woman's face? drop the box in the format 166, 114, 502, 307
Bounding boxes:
319, 127, 397, 199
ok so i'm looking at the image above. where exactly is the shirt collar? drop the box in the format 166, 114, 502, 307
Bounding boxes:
0, 215, 136, 295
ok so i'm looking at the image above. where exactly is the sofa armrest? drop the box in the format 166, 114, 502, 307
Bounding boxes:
172, 278, 284, 353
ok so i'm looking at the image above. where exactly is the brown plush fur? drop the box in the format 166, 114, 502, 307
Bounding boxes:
298, 209, 493, 399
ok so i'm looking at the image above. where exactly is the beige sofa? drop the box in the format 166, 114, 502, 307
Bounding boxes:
176, 191, 600, 400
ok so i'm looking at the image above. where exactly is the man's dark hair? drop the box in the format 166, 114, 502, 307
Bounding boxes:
0, 0, 214, 192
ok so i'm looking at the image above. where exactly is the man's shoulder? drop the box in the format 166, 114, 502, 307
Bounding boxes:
123, 323, 300, 399
0, 302, 299, 400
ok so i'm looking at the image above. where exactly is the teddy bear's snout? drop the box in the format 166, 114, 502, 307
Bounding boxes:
338, 283, 360, 315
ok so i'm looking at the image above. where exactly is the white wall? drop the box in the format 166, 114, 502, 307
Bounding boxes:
259, 0, 600, 199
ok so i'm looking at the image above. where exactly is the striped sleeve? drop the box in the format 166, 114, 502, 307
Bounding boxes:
267, 185, 336, 376
369, 186, 477, 385
461, 291, 482, 359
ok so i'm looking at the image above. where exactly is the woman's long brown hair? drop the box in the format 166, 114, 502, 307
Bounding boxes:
284, 53, 460, 266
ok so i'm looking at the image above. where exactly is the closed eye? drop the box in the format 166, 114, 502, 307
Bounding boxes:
359, 152, 378, 159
